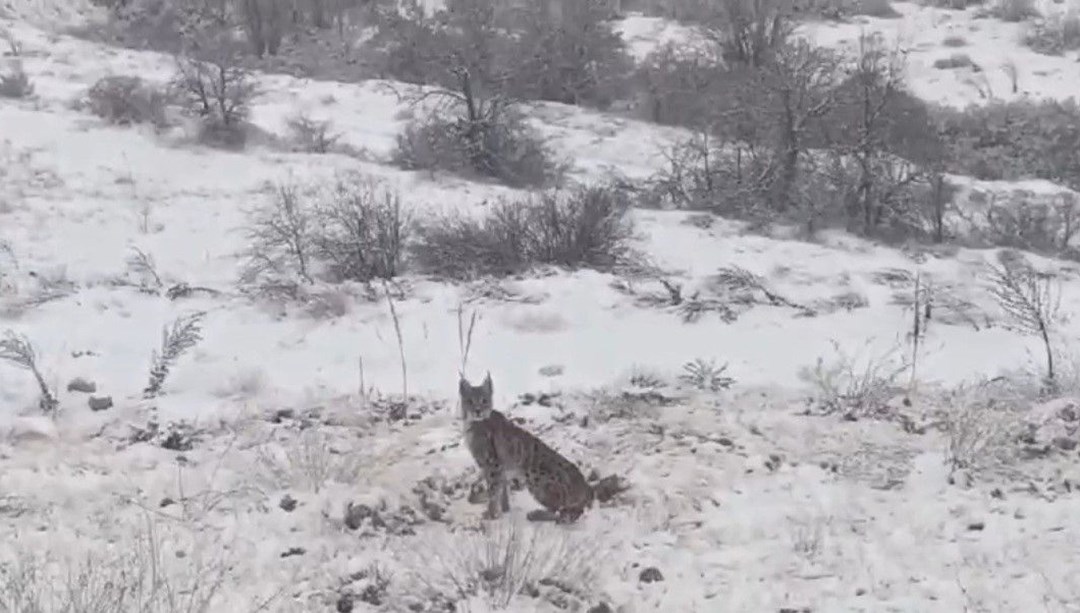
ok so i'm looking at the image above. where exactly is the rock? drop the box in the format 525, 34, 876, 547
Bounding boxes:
1054, 436, 1077, 451
88, 396, 113, 412
67, 378, 97, 393
335, 594, 354, 613
639, 566, 664, 583
538, 364, 564, 377
344, 503, 382, 530
587, 604, 614, 613
279, 495, 297, 512
279, 547, 305, 558
967, 521, 985, 531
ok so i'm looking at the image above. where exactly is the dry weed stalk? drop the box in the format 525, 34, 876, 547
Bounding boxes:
0, 330, 57, 413
381, 279, 408, 398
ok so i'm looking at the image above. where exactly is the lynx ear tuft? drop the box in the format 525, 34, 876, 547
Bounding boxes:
482, 372, 493, 394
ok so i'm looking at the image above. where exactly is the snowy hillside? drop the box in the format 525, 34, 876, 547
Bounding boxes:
1, 0, 1080, 611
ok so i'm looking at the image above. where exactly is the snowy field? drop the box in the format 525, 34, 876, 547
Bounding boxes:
1, 0, 1080, 611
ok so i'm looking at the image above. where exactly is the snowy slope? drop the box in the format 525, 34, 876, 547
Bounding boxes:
1, 3, 1080, 612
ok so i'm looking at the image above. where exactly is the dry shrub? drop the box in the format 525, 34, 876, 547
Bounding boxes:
86, 75, 168, 126
285, 111, 341, 153
412, 185, 633, 279
991, 0, 1039, 21
393, 110, 559, 188
1023, 12, 1080, 55
933, 53, 974, 69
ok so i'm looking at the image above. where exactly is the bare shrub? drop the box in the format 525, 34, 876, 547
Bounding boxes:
256, 428, 361, 493
705, 0, 795, 68
940, 377, 1026, 474
285, 111, 341, 153
0, 61, 33, 99
986, 253, 1061, 388
241, 176, 409, 289
0, 331, 57, 413
144, 311, 206, 399
412, 185, 633, 279
509, 0, 634, 109
798, 338, 909, 419
679, 358, 735, 391
937, 99, 1080, 192
394, 106, 559, 188
851, 0, 900, 17
633, 43, 727, 127
378, 0, 561, 187
240, 183, 315, 286
85, 75, 168, 126
933, 53, 975, 69
311, 175, 410, 283
964, 190, 1080, 252
991, 0, 1039, 21
238, 0, 288, 57
0, 510, 281, 612
171, 40, 258, 149
401, 519, 604, 610
1023, 12, 1080, 55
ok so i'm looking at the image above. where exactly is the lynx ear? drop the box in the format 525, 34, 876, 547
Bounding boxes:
482, 372, 493, 394
459, 375, 471, 395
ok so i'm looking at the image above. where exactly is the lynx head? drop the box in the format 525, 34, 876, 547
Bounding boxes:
459, 373, 493, 422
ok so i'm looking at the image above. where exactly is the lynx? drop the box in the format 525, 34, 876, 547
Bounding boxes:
459, 374, 594, 523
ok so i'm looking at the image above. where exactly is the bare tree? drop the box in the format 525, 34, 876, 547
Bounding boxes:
752, 39, 844, 213
385, 0, 557, 186
703, 0, 795, 69
241, 183, 316, 286
240, 0, 288, 57
987, 255, 1061, 389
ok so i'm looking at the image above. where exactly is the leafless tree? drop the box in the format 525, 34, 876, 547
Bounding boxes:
986, 255, 1061, 388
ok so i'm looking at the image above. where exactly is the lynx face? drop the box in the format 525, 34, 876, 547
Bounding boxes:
459, 373, 494, 422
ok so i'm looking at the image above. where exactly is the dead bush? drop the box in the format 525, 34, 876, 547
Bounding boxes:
393, 109, 559, 188
312, 174, 411, 283
286, 111, 341, 153
634, 43, 727, 128
170, 40, 258, 149
412, 185, 633, 279
991, 0, 1038, 21
85, 75, 168, 126
1023, 12, 1080, 55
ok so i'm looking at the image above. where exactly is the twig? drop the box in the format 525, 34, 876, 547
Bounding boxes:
381, 280, 407, 398
457, 302, 479, 374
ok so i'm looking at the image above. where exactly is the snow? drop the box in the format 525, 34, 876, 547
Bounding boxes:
1, 1, 1080, 612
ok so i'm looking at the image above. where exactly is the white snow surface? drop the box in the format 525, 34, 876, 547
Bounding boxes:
0, 3, 1079, 612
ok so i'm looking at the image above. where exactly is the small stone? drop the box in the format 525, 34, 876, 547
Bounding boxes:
279, 495, 297, 512
67, 378, 97, 393
336, 595, 354, 613
967, 521, 985, 531
1053, 437, 1077, 451
639, 566, 664, 583
88, 396, 113, 412
587, 604, 614, 613
279, 547, 305, 558
159, 497, 175, 508
855, 588, 867, 596
538, 364, 564, 377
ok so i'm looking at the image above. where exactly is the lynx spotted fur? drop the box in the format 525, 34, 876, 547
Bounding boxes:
459, 374, 594, 523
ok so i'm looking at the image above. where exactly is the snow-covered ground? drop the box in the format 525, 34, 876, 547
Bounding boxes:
2, 1, 1080, 611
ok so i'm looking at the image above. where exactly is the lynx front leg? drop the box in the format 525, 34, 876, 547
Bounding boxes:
482, 469, 508, 520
